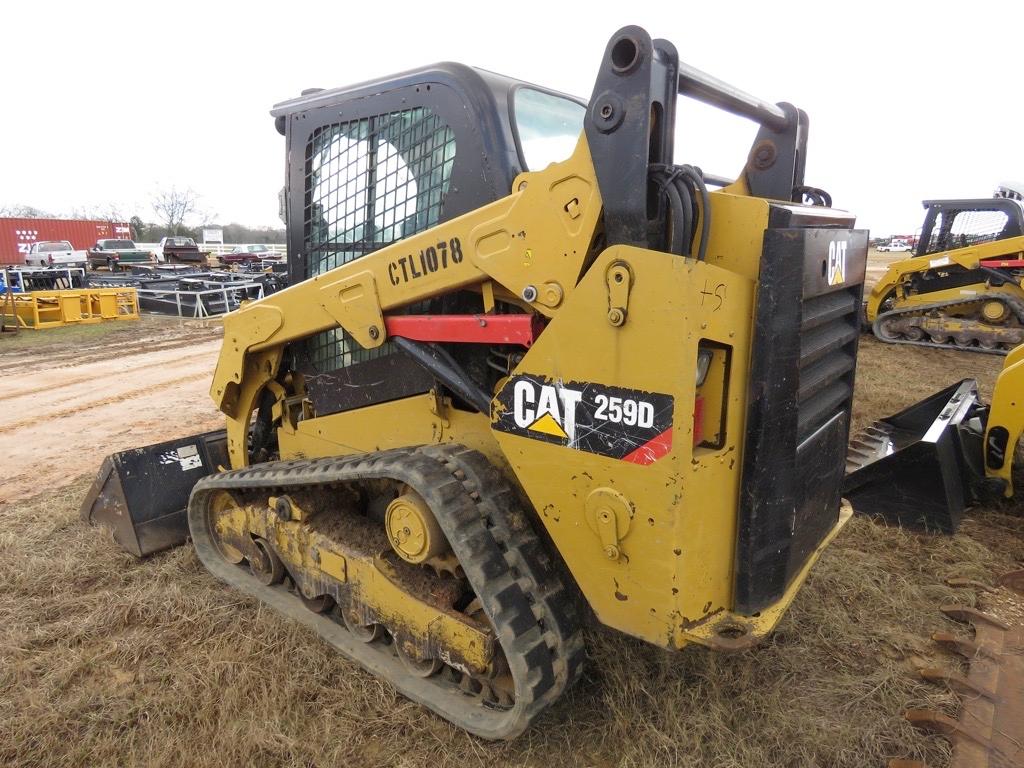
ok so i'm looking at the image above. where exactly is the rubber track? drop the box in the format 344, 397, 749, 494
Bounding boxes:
187, 444, 584, 739
872, 293, 1024, 355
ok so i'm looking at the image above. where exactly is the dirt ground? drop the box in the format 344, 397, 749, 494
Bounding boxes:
1, 293, 1022, 768
0, 316, 224, 502
864, 249, 907, 293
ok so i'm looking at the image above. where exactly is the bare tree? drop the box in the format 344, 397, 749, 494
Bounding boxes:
0, 204, 57, 218
69, 203, 126, 221
151, 186, 202, 235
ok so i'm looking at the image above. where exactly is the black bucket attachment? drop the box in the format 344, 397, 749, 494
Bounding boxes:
80, 430, 228, 556
844, 380, 988, 533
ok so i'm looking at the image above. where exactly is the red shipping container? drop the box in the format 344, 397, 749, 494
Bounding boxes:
0, 218, 132, 265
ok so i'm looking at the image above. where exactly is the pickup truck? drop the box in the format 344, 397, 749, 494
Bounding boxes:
24, 241, 88, 269
219, 244, 282, 265
155, 236, 205, 264
877, 241, 913, 253
87, 239, 155, 271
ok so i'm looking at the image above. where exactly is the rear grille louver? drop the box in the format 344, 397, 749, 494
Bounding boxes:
797, 288, 861, 444
735, 224, 868, 614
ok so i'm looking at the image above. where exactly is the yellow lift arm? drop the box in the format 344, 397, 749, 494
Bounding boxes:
211, 139, 603, 468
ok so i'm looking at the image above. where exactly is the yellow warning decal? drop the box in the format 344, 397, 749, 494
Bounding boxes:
528, 412, 568, 439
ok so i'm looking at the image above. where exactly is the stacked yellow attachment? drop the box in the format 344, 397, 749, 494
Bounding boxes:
1, 287, 139, 329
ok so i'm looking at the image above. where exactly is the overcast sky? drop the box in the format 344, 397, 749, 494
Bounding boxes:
3, 1, 1022, 237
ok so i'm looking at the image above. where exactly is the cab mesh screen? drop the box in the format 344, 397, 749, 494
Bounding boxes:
303, 107, 455, 371
923, 209, 1009, 255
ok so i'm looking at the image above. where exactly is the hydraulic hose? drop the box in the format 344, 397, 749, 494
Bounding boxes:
651, 164, 709, 261
679, 166, 710, 263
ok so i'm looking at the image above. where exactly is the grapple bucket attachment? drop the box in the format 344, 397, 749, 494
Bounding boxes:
844, 380, 987, 533
80, 430, 228, 556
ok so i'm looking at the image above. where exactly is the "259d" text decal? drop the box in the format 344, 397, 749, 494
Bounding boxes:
492, 374, 675, 464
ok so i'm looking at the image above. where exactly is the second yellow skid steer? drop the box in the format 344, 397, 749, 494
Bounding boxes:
867, 190, 1024, 353
79, 25, 1014, 738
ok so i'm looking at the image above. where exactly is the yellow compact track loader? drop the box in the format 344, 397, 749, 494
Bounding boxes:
866, 189, 1024, 353
81, 26, 1014, 738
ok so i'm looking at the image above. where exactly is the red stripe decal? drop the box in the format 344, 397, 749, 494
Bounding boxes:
622, 428, 673, 465
980, 259, 1024, 268
384, 314, 539, 346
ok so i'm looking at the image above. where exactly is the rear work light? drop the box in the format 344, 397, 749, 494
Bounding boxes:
695, 349, 713, 387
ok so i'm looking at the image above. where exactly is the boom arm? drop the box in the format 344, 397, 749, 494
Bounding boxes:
211, 138, 603, 467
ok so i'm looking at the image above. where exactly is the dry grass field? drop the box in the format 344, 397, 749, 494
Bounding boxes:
1, 292, 1022, 767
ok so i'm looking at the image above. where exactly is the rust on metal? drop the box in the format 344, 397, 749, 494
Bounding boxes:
899, 573, 1024, 768
945, 577, 997, 593
905, 709, 989, 745
917, 668, 994, 699
939, 605, 1011, 630
931, 631, 999, 661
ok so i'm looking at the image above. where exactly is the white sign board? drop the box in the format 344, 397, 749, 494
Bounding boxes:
202, 228, 224, 244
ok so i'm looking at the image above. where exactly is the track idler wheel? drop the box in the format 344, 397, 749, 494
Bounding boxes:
395, 642, 442, 678
206, 491, 248, 564
341, 607, 382, 643
300, 592, 335, 614
248, 537, 286, 586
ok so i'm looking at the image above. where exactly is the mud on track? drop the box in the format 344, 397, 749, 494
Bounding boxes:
0, 316, 225, 502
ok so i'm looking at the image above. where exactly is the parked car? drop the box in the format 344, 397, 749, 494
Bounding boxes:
87, 239, 154, 271
155, 236, 204, 264
23, 240, 87, 269
877, 241, 913, 253
220, 244, 280, 265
